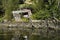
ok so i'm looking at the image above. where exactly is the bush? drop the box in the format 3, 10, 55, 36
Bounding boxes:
32, 10, 50, 20
21, 18, 29, 22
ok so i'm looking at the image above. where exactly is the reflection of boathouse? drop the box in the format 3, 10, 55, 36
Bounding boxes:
12, 9, 32, 21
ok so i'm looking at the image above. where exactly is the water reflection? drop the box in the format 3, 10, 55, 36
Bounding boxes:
0, 26, 60, 40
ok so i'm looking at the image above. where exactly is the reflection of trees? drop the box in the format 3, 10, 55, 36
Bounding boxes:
0, 30, 13, 40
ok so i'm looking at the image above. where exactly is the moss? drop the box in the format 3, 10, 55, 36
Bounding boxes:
0, 18, 3, 22
21, 18, 29, 22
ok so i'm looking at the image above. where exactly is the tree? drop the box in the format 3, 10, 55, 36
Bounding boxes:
2, 0, 19, 21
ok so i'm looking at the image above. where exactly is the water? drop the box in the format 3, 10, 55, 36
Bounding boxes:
0, 26, 60, 40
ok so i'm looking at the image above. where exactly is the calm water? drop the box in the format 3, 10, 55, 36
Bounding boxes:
0, 26, 60, 40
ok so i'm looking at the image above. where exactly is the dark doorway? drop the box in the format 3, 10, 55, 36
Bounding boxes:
19, 0, 25, 4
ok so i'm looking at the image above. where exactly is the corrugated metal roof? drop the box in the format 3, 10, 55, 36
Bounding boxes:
12, 9, 31, 14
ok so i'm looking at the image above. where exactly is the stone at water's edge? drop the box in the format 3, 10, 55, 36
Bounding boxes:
0, 20, 60, 29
